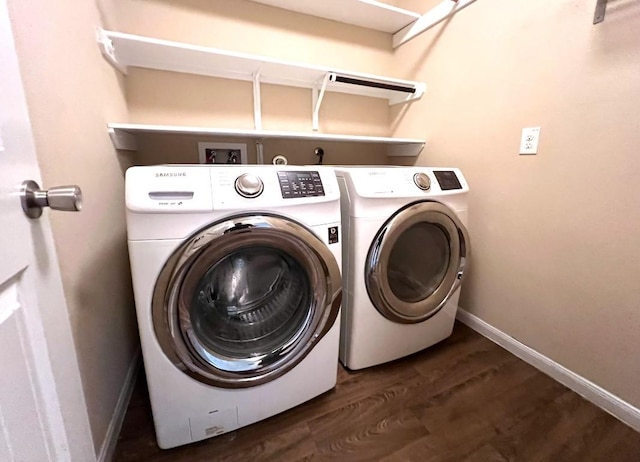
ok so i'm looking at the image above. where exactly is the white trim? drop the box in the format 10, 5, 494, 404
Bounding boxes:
456, 308, 640, 432
97, 350, 141, 462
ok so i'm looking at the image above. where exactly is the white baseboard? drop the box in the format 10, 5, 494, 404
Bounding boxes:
97, 349, 141, 462
456, 308, 640, 433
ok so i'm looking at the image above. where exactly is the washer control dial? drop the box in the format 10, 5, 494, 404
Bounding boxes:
413, 172, 431, 191
235, 173, 264, 198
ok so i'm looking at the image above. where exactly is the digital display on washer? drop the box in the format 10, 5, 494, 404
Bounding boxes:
277, 171, 325, 198
434, 170, 462, 190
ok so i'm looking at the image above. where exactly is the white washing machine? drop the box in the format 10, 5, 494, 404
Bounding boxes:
126, 164, 342, 449
334, 167, 470, 370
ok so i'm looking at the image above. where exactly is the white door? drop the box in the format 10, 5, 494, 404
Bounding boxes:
0, 2, 94, 461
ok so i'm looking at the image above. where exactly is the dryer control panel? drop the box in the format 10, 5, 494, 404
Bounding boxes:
433, 170, 463, 190
277, 171, 325, 198
334, 166, 468, 199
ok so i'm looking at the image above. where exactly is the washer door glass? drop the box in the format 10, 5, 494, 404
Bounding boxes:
366, 201, 469, 324
188, 246, 311, 368
152, 214, 341, 388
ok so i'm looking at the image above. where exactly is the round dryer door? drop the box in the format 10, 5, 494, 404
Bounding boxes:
152, 214, 341, 388
365, 201, 469, 324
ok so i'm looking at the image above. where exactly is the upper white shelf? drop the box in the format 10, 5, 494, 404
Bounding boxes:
247, 0, 480, 48
97, 29, 425, 105
247, 0, 421, 34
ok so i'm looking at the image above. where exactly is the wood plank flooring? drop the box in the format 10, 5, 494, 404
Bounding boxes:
113, 323, 640, 461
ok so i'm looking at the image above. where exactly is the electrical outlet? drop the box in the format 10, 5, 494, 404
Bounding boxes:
198, 142, 248, 164
519, 127, 541, 155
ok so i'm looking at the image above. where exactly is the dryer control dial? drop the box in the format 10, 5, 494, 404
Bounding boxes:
413, 172, 431, 191
235, 173, 264, 198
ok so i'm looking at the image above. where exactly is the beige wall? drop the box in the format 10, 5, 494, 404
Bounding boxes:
394, 0, 640, 407
101, 0, 394, 75
133, 134, 390, 167
8, 0, 138, 455
124, 67, 393, 162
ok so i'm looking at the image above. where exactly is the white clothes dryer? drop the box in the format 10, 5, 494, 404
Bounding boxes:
334, 167, 469, 370
126, 165, 342, 449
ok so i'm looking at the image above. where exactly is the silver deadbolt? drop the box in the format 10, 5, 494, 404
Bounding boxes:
20, 180, 82, 219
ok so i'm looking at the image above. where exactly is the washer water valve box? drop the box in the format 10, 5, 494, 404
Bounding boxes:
198, 142, 248, 164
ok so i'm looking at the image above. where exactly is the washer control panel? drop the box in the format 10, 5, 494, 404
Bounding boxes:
277, 170, 325, 198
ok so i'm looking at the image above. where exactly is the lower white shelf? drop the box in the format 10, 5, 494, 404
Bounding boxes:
108, 123, 425, 157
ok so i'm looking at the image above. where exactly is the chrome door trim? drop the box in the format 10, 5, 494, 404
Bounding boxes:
151, 214, 342, 388
366, 201, 469, 324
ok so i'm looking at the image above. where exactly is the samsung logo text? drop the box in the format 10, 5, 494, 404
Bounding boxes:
155, 172, 187, 178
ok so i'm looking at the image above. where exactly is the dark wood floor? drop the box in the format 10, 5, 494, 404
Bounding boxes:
114, 323, 640, 461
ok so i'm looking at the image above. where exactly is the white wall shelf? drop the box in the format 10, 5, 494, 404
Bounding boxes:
98, 29, 427, 157
247, 0, 479, 48
108, 123, 425, 157
247, 0, 421, 34
98, 29, 425, 131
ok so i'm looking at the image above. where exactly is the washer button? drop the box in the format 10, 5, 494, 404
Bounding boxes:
235, 173, 264, 198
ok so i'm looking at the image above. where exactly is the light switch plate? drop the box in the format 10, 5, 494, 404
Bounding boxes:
519, 127, 541, 155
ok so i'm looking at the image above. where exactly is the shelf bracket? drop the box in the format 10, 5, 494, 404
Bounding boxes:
593, 0, 607, 24
108, 127, 137, 151
312, 73, 331, 131
388, 82, 427, 105
96, 29, 127, 74
387, 142, 425, 157
253, 70, 262, 130
256, 140, 265, 164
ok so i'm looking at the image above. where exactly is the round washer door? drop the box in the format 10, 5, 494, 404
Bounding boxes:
152, 214, 342, 388
366, 201, 469, 324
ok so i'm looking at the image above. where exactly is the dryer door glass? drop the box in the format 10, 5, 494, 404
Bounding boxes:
152, 215, 341, 388
387, 222, 450, 303
366, 201, 469, 324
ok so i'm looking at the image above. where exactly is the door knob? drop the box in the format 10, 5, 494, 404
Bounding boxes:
20, 180, 82, 219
